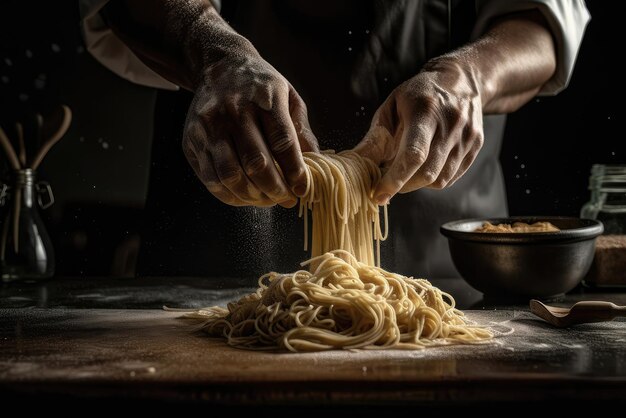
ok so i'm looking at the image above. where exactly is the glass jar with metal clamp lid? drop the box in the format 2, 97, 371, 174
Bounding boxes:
0, 169, 55, 282
581, 164, 626, 233
581, 164, 626, 287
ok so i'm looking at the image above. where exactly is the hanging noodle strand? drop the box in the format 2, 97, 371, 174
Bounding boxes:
188, 151, 493, 352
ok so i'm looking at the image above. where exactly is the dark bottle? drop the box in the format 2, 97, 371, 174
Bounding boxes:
0, 169, 55, 281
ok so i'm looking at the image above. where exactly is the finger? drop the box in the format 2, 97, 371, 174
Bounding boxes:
373, 115, 437, 204
397, 138, 448, 192
425, 145, 465, 189
182, 124, 249, 206
288, 87, 319, 153
260, 91, 309, 197
402, 110, 471, 191
447, 137, 483, 187
353, 97, 396, 166
234, 111, 297, 207
210, 132, 272, 204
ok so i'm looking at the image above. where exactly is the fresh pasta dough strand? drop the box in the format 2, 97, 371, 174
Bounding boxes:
300, 151, 384, 266
195, 251, 492, 352
189, 152, 493, 352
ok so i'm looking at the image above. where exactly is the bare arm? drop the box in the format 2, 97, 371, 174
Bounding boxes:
472, 12, 557, 113
103, 0, 318, 207
355, 11, 556, 204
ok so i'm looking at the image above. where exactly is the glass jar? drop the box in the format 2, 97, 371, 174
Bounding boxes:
581, 164, 626, 234
0, 169, 55, 282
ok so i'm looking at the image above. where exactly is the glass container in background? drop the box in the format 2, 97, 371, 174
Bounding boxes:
581, 164, 626, 287
581, 164, 626, 234
0, 169, 55, 282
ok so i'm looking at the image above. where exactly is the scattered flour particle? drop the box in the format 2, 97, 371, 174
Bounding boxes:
51, 43, 61, 53
525, 189, 531, 194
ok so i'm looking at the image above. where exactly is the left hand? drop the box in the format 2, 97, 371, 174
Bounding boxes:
354, 57, 485, 205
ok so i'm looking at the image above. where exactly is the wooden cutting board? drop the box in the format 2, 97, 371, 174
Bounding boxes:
1, 307, 625, 404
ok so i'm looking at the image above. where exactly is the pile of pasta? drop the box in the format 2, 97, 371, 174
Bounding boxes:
188, 151, 493, 352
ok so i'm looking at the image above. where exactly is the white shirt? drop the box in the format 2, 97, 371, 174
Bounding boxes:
80, 0, 590, 95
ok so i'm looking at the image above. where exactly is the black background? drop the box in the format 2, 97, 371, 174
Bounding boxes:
0, 0, 623, 275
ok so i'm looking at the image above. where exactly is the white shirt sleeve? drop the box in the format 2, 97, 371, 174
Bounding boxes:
80, 0, 184, 90
473, 0, 591, 95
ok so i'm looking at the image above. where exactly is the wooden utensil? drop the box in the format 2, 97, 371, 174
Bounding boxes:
530, 299, 626, 327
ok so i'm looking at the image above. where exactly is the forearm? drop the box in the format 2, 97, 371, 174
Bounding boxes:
102, 0, 257, 90
429, 10, 557, 114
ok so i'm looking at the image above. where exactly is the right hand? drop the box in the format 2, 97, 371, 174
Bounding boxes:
183, 53, 318, 208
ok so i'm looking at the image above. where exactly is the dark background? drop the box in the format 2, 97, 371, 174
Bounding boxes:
0, 1, 623, 276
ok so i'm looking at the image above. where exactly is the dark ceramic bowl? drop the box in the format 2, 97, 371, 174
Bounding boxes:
440, 217, 604, 298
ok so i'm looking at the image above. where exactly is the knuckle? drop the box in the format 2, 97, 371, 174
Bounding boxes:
268, 185, 288, 199
474, 132, 485, 148
430, 179, 447, 189
265, 183, 289, 202
403, 145, 428, 166
272, 77, 289, 93
448, 108, 465, 126
414, 95, 439, 115
421, 170, 439, 185
194, 104, 218, 124
218, 165, 243, 187
205, 180, 224, 194
290, 166, 306, 182
267, 130, 296, 154
242, 153, 269, 177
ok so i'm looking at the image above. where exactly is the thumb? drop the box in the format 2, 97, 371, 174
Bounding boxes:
289, 87, 319, 152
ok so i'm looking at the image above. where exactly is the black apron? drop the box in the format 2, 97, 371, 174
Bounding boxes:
137, 0, 507, 279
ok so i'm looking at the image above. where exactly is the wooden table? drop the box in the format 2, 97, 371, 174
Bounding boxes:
1, 277, 625, 410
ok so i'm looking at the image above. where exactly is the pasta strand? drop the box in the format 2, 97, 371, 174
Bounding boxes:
190, 151, 493, 352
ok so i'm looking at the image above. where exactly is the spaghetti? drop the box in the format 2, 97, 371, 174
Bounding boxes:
190, 151, 493, 351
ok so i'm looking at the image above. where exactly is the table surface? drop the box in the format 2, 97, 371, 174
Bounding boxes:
1, 276, 626, 407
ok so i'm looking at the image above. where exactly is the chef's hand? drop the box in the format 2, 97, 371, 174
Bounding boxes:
354, 11, 556, 205
102, 0, 318, 208
183, 54, 318, 208
355, 58, 484, 204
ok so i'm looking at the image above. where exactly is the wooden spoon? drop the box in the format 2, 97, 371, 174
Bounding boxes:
530, 299, 626, 327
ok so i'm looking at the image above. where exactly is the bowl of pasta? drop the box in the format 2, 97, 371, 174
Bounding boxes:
440, 216, 604, 298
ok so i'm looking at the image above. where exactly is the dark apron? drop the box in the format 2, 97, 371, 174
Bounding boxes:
137, 0, 507, 279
